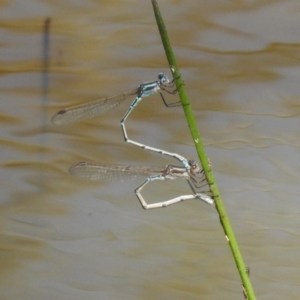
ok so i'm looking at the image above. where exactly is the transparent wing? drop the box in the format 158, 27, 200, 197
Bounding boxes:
69, 162, 164, 181
51, 89, 138, 125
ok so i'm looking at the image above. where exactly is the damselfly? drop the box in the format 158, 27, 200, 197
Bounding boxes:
70, 159, 214, 210
51, 74, 191, 166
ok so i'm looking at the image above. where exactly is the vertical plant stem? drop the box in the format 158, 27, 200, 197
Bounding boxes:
151, 1, 256, 299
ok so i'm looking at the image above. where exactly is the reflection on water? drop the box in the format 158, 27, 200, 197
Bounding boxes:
1, 1, 300, 299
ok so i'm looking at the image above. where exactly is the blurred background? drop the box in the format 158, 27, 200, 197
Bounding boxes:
1, 1, 300, 299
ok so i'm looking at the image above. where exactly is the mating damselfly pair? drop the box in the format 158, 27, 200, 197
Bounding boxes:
52, 73, 213, 209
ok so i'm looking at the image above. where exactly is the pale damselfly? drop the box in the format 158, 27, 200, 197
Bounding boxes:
70, 159, 214, 210
51, 73, 192, 168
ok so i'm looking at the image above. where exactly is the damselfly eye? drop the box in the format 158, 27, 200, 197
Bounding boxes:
188, 160, 203, 175
158, 73, 164, 80
158, 73, 169, 84
188, 160, 195, 167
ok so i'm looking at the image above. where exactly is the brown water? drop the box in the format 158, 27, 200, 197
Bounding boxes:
1, 1, 300, 299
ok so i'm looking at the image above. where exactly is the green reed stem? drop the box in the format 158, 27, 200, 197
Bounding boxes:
151, 1, 256, 299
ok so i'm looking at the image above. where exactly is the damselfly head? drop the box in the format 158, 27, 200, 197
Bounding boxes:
158, 73, 170, 85
188, 160, 203, 177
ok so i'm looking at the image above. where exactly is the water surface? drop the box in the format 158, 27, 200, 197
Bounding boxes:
1, 1, 300, 299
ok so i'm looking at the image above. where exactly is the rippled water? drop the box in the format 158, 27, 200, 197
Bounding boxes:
1, 1, 300, 299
